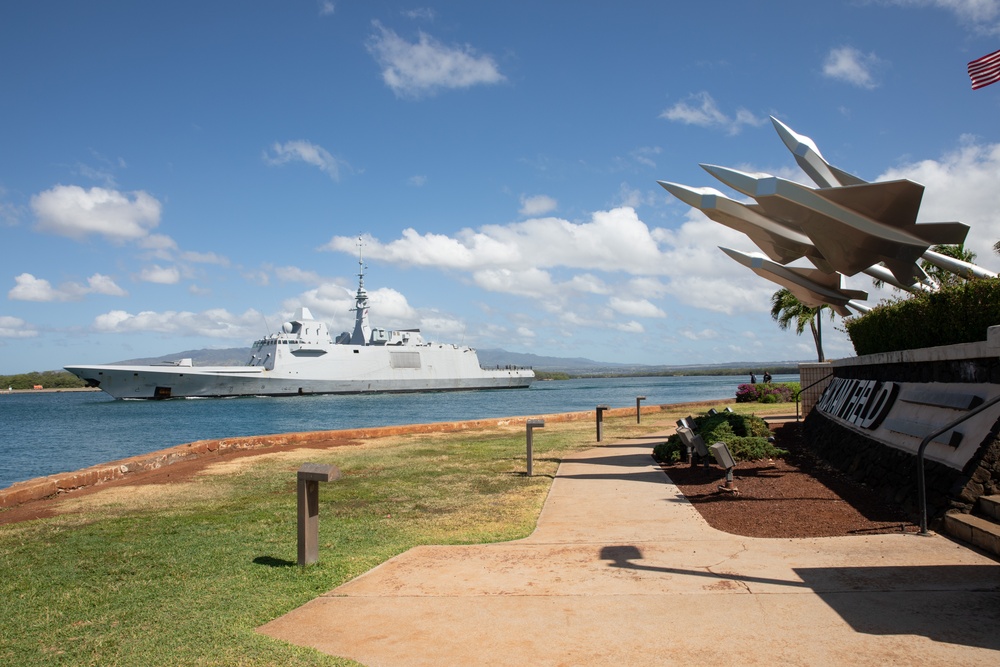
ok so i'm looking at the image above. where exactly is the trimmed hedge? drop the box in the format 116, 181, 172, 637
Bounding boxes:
846, 278, 1000, 355
652, 411, 787, 464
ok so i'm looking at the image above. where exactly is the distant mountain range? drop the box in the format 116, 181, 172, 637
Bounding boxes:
112, 347, 806, 375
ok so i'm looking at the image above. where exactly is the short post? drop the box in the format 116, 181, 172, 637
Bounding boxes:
636, 396, 646, 424
595, 405, 610, 442
297, 463, 341, 566
525, 419, 545, 476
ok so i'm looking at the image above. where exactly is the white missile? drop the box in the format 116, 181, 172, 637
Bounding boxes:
770, 116, 866, 189
720, 246, 868, 317
702, 164, 969, 284
657, 180, 834, 272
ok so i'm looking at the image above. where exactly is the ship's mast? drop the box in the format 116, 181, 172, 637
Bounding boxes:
350, 236, 372, 345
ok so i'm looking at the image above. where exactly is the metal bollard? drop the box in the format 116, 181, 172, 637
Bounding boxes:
525, 419, 545, 476
636, 396, 646, 424
595, 405, 610, 442
297, 463, 341, 566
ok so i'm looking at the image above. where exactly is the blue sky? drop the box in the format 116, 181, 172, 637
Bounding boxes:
4, 0, 1000, 374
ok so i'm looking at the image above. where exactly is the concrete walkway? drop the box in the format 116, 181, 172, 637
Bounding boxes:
258, 436, 1000, 666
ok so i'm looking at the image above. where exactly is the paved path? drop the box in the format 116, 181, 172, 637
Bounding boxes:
258, 436, 1000, 666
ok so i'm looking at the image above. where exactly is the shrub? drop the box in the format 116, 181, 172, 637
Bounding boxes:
652, 440, 682, 463
735, 382, 798, 404
845, 278, 1000, 355
653, 411, 787, 464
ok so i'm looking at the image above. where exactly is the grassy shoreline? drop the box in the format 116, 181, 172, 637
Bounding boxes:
1, 402, 791, 666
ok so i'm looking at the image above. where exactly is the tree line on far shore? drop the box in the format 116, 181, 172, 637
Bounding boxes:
1, 371, 86, 390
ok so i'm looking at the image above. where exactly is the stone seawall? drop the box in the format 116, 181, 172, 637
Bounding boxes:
0, 400, 724, 510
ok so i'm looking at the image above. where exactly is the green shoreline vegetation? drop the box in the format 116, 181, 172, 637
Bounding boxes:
0, 403, 791, 666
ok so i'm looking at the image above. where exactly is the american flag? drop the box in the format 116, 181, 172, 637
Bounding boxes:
968, 48, 1000, 90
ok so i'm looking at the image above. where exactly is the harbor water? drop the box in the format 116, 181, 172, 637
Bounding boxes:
0, 374, 797, 489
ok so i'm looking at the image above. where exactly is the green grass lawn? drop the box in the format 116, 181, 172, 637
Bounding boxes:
0, 404, 783, 665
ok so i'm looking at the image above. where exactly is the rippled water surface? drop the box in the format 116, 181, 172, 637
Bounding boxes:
0, 374, 797, 489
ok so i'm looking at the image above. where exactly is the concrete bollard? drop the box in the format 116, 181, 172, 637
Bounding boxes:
595, 405, 610, 442
636, 396, 646, 424
525, 419, 545, 476
297, 463, 341, 566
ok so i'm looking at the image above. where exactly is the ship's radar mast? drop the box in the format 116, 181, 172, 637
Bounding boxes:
350, 235, 372, 345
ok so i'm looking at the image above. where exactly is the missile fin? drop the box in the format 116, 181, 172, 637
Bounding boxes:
813, 180, 924, 227
906, 221, 970, 246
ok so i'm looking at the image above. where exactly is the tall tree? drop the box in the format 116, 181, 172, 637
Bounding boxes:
769, 288, 828, 362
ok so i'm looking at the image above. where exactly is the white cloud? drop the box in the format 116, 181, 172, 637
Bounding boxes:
882, 0, 1000, 35
878, 136, 1000, 270
630, 146, 662, 168
0, 315, 38, 338
263, 140, 346, 180
822, 46, 882, 89
366, 21, 505, 98
93, 308, 264, 339
31, 185, 161, 242
608, 297, 666, 318
318, 0, 335, 16
274, 266, 323, 284
519, 194, 557, 217
409, 175, 428, 186
86, 273, 128, 297
659, 92, 764, 135
328, 207, 672, 275
680, 328, 720, 341
9, 274, 59, 302
282, 282, 419, 334
472, 267, 555, 298
8, 272, 126, 302
180, 250, 230, 266
139, 265, 181, 284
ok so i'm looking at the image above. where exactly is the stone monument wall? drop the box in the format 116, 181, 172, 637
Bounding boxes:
801, 329, 1000, 522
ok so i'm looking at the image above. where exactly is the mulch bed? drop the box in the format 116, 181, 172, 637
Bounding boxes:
660, 421, 919, 538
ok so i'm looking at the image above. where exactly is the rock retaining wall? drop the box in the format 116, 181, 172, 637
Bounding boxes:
801, 332, 1000, 522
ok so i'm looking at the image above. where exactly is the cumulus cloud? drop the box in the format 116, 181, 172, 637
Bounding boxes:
325, 207, 673, 274
822, 46, 883, 89
282, 283, 419, 334
0, 315, 38, 338
608, 297, 667, 318
660, 92, 764, 135
882, 0, 1000, 35
274, 266, 323, 284
519, 194, 557, 217
139, 265, 181, 284
8, 272, 127, 302
878, 136, 1000, 269
93, 308, 264, 339
263, 140, 346, 180
30, 185, 161, 242
366, 21, 505, 98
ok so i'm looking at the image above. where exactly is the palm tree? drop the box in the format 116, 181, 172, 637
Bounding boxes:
769, 288, 829, 362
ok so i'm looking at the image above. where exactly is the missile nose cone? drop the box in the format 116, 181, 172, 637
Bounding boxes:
720, 246, 766, 268
770, 116, 823, 160
770, 116, 798, 149
701, 164, 759, 197
657, 181, 723, 208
